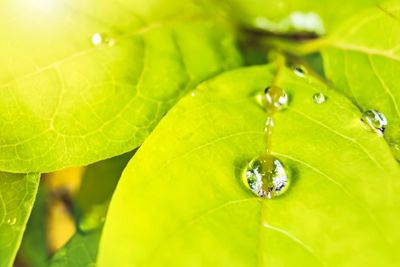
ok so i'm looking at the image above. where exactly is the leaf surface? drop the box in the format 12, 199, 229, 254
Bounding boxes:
319, 0, 400, 159
0, 172, 40, 267
98, 64, 400, 266
0, 0, 242, 173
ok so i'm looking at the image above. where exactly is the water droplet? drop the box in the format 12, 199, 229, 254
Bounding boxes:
264, 86, 288, 112
243, 155, 289, 199
293, 65, 307, 77
360, 110, 387, 136
91, 33, 102, 45
191, 92, 195, 97
7, 217, 16, 225
312, 92, 325, 104
91, 33, 115, 46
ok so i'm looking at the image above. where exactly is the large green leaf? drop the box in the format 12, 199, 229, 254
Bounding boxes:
0, 0, 242, 173
0, 172, 40, 267
318, 0, 400, 160
213, 0, 383, 35
98, 64, 400, 266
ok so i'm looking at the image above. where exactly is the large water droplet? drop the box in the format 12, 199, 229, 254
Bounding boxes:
91, 33, 115, 46
243, 155, 289, 199
360, 110, 387, 136
264, 86, 288, 112
293, 65, 307, 78
312, 92, 325, 104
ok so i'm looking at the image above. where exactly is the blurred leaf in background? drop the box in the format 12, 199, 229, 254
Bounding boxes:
16, 151, 133, 267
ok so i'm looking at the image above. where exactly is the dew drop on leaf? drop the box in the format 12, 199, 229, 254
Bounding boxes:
91, 33, 102, 45
360, 110, 387, 137
243, 154, 290, 199
292, 65, 307, 78
91, 33, 115, 46
264, 85, 288, 112
6, 217, 16, 225
312, 92, 325, 104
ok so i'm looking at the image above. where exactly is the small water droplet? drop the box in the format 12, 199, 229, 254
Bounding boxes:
7, 218, 16, 225
360, 110, 387, 136
312, 92, 325, 104
293, 65, 307, 78
91, 33, 102, 45
191, 92, 195, 97
91, 33, 115, 46
243, 155, 289, 199
264, 85, 288, 112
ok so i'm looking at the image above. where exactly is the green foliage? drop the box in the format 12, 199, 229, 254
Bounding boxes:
98, 65, 400, 266
0, 0, 242, 173
0, 172, 39, 267
49, 151, 133, 267
49, 232, 100, 267
17, 188, 48, 267
319, 0, 400, 160
2, 0, 400, 266
213, 0, 384, 34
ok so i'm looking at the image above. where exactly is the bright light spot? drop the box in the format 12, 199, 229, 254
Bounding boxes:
253, 12, 325, 35
92, 33, 102, 46
24, 0, 58, 13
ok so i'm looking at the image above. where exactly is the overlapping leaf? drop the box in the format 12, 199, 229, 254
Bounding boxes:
318, 0, 400, 160
98, 64, 400, 266
0, 0, 242, 173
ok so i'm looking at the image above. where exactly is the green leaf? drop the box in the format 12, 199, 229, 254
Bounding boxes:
319, 0, 400, 160
49, 231, 100, 267
17, 187, 48, 267
0, 0, 242, 173
98, 64, 400, 266
0, 172, 40, 267
49, 151, 133, 267
214, 0, 383, 34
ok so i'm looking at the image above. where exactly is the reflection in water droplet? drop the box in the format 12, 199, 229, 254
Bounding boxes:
264, 86, 288, 112
91, 33, 115, 46
7, 218, 16, 225
312, 92, 325, 104
293, 65, 307, 78
360, 110, 387, 137
243, 155, 289, 199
